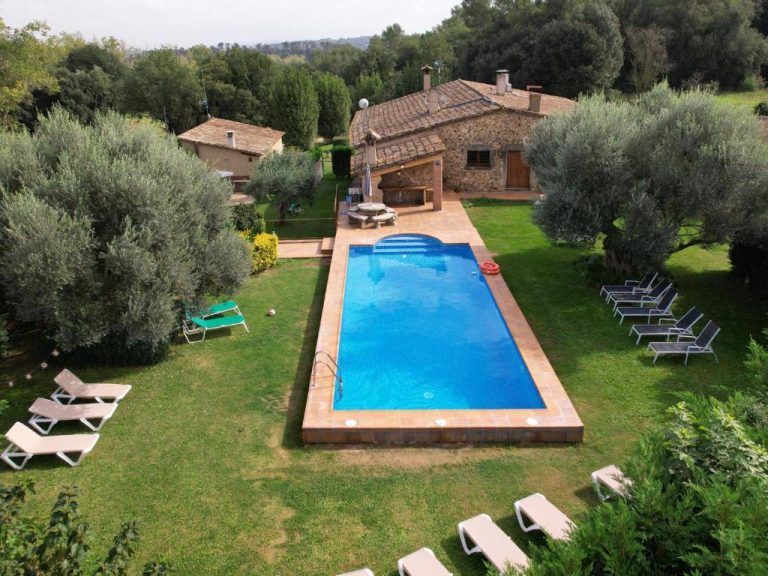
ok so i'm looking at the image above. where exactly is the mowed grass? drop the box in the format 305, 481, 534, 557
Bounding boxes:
253, 158, 349, 240
715, 89, 768, 110
1, 203, 765, 575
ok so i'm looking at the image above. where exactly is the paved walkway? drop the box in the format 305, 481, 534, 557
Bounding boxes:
277, 240, 325, 259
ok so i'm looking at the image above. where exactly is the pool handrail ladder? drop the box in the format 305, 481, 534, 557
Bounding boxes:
311, 351, 344, 399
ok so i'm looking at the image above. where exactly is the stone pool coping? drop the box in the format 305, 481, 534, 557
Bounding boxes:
302, 195, 584, 444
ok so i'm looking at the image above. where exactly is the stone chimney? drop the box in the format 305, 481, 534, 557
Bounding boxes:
364, 129, 380, 165
421, 64, 433, 92
529, 92, 542, 113
427, 90, 440, 114
226, 130, 236, 148
496, 70, 509, 95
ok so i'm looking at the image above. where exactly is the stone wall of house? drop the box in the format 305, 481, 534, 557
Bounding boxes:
378, 164, 434, 204
434, 110, 539, 193
379, 163, 433, 189
183, 142, 259, 179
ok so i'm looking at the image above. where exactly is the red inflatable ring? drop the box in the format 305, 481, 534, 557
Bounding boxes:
480, 261, 500, 275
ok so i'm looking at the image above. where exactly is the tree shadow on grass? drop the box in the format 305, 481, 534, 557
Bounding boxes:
281, 261, 331, 450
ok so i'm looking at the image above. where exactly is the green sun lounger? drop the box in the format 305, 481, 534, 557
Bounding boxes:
182, 314, 249, 343
185, 300, 240, 320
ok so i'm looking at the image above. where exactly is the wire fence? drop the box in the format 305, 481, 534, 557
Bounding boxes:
264, 217, 337, 240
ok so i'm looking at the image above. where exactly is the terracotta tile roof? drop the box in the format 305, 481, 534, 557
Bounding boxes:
352, 133, 446, 175
350, 79, 575, 146
460, 80, 576, 116
177, 118, 284, 156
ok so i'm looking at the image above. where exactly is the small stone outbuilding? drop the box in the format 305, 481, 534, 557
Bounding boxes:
178, 118, 284, 188
350, 67, 575, 209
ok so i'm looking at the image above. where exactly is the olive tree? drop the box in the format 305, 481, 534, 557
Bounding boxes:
527, 83, 768, 275
246, 151, 318, 225
0, 108, 250, 362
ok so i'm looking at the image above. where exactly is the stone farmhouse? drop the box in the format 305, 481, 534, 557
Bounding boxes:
350, 67, 575, 209
178, 118, 284, 190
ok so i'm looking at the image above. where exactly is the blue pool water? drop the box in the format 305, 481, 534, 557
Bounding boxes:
334, 234, 544, 410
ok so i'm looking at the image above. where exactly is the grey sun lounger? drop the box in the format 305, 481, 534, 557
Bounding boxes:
397, 548, 452, 576
52, 369, 132, 404
629, 307, 703, 344
608, 278, 671, 310
458, 513, 529, 574
600, 272, 658, 301
591, 465, 631, 500
647, 320, 721, 365
615, 290, 677, 325
28, 398, 117, 434
514, 493, 575, 541
336, 570, 373, 576
1, 422, 99, 470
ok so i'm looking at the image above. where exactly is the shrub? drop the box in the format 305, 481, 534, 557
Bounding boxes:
231, 203, 263, 234
573, 254, 623, 288
309, 144, 324, 163
0, 482, 171, 574
742, 74, 765, 92
243, 232, 278, 273
522, 393, 768, 576
331, 144, 352, 179
745, 330, 768, 388
0, 109, 251, 362
754, 101, 768, 116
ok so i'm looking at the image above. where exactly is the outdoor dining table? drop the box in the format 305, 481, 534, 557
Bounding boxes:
356, 202, 387, 216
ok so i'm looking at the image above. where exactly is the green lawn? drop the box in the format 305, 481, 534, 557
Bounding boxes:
252, 156, 349, 240
1, 203, 765, 575
715, 89, 768, 110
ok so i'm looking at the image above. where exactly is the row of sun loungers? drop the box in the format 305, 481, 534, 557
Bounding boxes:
337, 466, 630, 576
600, 273, 721, 364
1, 369, 131, 471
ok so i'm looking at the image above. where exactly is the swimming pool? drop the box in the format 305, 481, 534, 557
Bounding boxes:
334, 234, 545, 411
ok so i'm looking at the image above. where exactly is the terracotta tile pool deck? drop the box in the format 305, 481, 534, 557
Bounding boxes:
302, 193, 584, 444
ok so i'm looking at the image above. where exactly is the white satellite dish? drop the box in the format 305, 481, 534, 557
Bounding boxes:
358, 98, 369, 109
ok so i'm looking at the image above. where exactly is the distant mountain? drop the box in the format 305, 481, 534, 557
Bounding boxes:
252, 36, 370, 57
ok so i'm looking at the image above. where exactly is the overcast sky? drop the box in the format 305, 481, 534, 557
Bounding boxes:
2, 0, 459, 47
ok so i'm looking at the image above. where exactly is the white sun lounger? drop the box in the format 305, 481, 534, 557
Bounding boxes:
398, 547, 451, 576
1, 422, 100, 470
28, 398, 117, 434
336, 570, 374, 576
52, 369, 132, 404
591, 465, 631, 500
514, 493, 575, 541
457, 513, 529, 574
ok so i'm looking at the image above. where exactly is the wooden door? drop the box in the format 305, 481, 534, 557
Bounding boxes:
506, 151, 531, 188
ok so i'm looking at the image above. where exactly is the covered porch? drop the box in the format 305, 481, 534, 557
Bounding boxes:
352, 132, 446, 211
